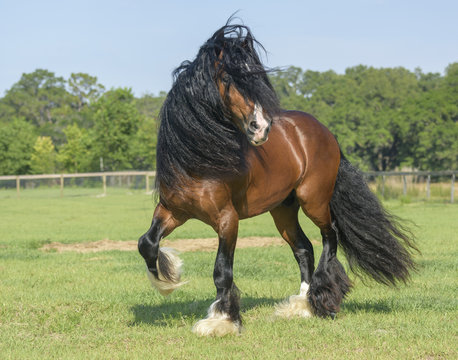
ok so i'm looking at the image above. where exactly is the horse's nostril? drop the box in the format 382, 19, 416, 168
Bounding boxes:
249, 121, 259, 131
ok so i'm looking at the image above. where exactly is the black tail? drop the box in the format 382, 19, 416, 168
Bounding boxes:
330, 156, 417, 285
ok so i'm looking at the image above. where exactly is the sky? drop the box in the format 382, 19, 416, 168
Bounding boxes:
1, 0, 457, 97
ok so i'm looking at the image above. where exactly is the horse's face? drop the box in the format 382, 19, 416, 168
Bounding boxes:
217, 74, 272, 146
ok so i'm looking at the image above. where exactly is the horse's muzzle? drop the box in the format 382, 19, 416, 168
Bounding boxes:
248, 125, 270, 146
246, 104, 271, 146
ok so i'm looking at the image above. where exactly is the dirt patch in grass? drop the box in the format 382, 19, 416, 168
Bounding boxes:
40, 237, 313, 253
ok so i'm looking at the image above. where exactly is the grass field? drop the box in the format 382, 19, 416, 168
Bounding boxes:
0, 188, 457, 359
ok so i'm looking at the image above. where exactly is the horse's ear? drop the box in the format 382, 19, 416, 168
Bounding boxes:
214, 47, 224, 74
215, 45, 223, 59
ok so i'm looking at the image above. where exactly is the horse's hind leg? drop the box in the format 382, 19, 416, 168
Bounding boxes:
138, 203, 186, 296
300, 200, 351, 318
192, 206, 242, 336
270, 197, 315, 318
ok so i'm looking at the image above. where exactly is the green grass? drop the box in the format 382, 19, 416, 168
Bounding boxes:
0, 188, 457, 359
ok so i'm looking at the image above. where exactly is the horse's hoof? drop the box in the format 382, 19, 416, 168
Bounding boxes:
329, 312, 336, 320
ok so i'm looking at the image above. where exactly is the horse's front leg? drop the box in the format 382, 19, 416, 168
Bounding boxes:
192, 207, 242, 336
138, 203, 186, 296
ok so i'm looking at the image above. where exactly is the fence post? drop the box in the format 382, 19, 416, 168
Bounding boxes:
451, 173, 455, 203
403, 175, 407, 196
426, 174, 431, 200
16, 176, 20, 198
145, 174, 149, 193
102, 174, 107, 196
60, 174, 64, 198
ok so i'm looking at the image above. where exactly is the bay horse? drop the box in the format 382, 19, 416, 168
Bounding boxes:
138, 23, 416, 336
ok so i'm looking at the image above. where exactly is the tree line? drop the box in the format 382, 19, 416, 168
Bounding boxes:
0, 70, 164, 175
0, 64, 456, 175
270, 63, 457, 171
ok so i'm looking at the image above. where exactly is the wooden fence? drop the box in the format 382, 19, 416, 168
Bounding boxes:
0, 171, 156, 198
364, 170, 456, 203
0, 170, 456, 202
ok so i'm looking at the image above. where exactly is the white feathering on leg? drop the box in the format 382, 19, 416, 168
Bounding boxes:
275, 282, 314, 318
146, 247, 187, 296
192, 300, 241, 337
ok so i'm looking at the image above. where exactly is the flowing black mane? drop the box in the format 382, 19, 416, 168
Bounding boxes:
155, 22, 279, 190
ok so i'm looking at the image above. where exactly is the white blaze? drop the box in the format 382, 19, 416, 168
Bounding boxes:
250, 104, 270, 145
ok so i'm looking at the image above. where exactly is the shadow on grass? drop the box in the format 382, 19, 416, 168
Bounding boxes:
342, 299, 393, 314
130, 296, 281, 327
133, 292, 441, 327
343, 292, 455, 313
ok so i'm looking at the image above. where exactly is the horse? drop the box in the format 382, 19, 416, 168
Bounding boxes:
138, 22, 416, 336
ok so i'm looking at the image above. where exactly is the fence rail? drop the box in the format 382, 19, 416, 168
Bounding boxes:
0, 170, 456, 202
364, 170, 457, 176
363, 170, 456, 203
0, 171, 156, 198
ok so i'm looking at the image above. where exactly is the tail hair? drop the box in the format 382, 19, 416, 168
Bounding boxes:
330, 157, 417, 285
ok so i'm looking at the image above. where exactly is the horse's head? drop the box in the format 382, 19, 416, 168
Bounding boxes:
211, 24, 280, 146
158, 21, 280, 188
216, 69, 272, 146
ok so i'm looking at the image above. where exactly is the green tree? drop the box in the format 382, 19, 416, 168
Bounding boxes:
68, 73, 105, 112
135, 92, 166, 118
57, 124, 93, 173
411, 63, 458, 170
129, 93, 166, 170
0, 118, 36, 175
30, 136, 56, 174
272, 65, 422, 171
130, 115, 158, 170
92, 88, 140, 171
345, 66, 419, 170
65, 73, 105, 130
0, 69, 73, 145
